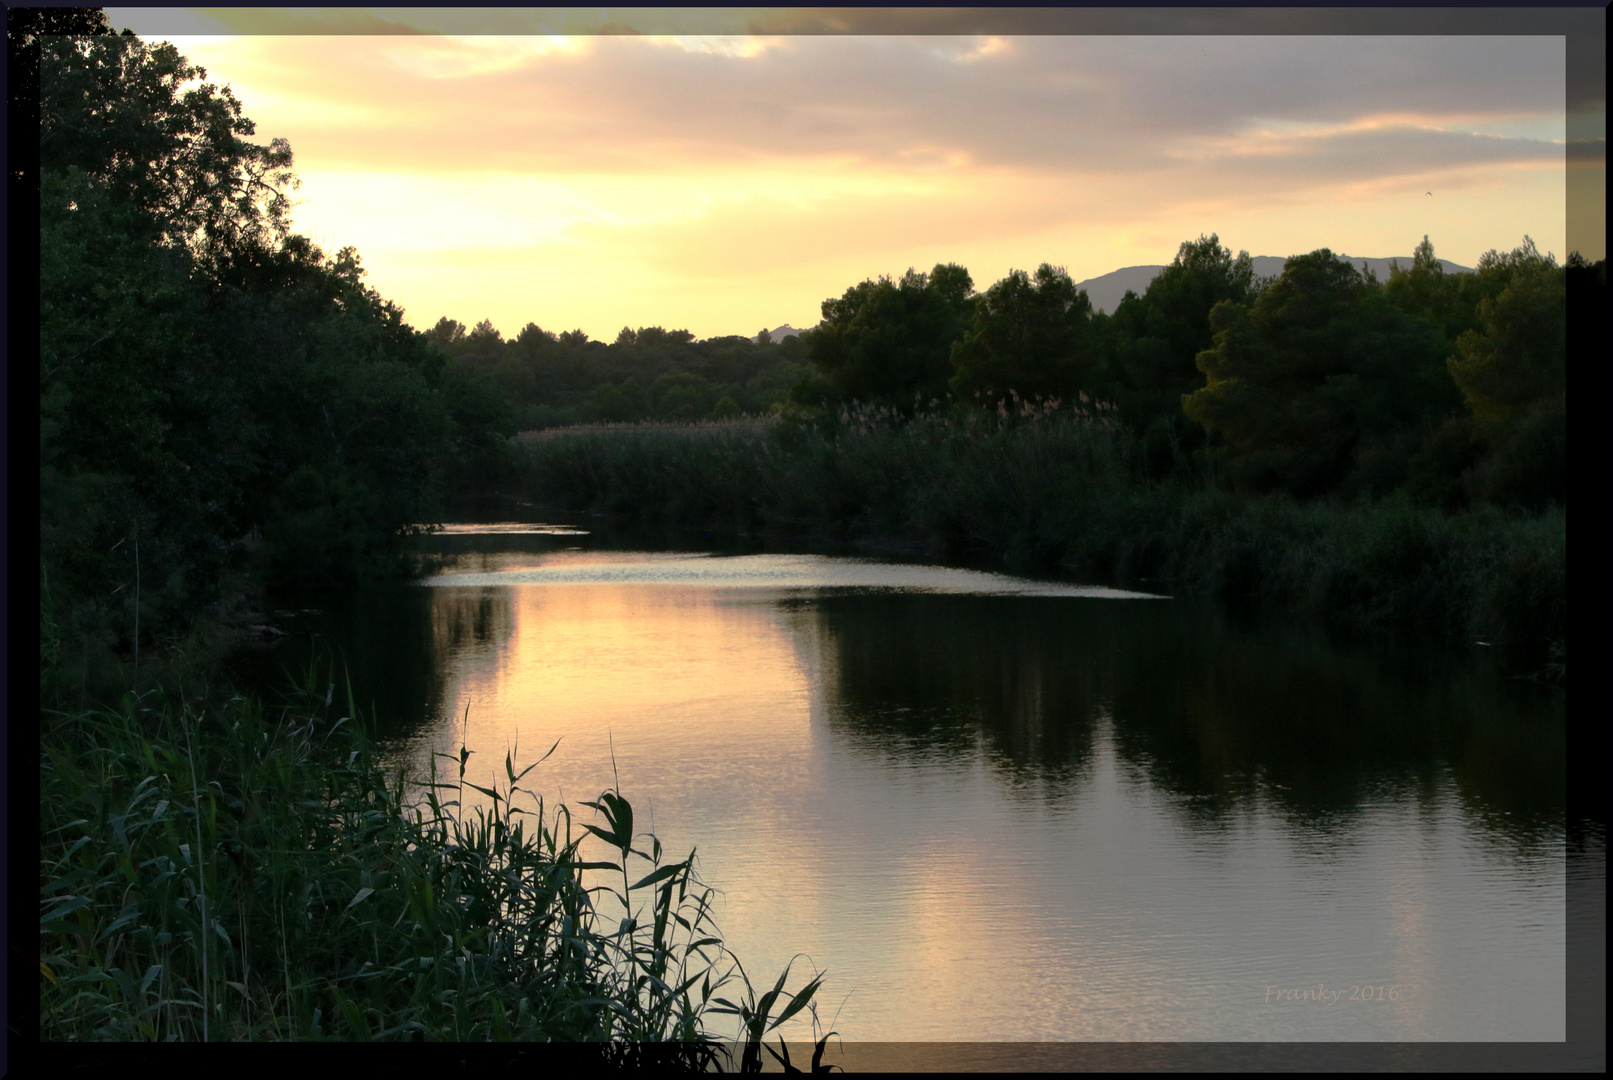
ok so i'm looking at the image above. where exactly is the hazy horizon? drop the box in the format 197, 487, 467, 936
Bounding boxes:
104, 11, 1587, 341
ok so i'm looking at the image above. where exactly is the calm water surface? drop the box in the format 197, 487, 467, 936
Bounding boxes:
237, 528, 1568, 1042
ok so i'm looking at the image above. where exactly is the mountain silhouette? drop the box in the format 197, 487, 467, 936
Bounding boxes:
1072, 253, 1475, 315
753, 253, 1477, 334
752, 324, 812, 343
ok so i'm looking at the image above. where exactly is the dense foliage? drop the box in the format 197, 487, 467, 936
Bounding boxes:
34, 18, 515, 701
516, 411, 1566, 676
799, 262, 975, 410
949, 263, 1102, 405
467, 228, 1577, 522
425, 316, 811, 430
1183, 248, 1459, 497
35, 17, 832, 1053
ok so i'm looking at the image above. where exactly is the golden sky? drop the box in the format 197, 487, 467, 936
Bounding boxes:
104, 8, 1598, 341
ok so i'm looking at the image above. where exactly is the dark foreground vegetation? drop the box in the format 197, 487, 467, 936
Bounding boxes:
32, 12, 828, 1056
39, 663, 824, 1059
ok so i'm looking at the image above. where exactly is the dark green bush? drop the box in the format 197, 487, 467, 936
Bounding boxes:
1466, 396, 1565, 512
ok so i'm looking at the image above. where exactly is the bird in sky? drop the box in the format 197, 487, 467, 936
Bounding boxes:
1426, 191, 1432, 196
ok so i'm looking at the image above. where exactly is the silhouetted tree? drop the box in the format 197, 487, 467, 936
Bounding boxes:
37, 27, 296, 277
9, 6, 128, 199
425, 317, 469, 353
805, 263, 976, 410
1184, 249, 1454, 497
950, 263, 1100, 404
1447, 238, 1564, 428
1099, 234, 1257, 475
40, 20, 517, 681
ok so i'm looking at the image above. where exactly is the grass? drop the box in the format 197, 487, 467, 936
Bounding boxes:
38, 660, 832, 1062
512, 403, 1565, 675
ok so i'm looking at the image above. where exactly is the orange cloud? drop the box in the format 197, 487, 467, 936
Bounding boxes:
150, 32, 1572, 337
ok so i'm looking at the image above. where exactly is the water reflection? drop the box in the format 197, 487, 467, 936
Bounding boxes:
229, 585, 447, 745
237, 543, 1566, 1042
811, 590, 1563, 845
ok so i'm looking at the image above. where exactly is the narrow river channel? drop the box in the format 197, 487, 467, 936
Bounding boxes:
231, 522, 1569, 1045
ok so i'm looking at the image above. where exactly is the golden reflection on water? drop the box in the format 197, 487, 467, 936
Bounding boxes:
394, 583, 816, 813
384, 578, 849, 1041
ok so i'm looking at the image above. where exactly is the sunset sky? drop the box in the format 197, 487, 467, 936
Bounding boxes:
104, 8, 1602, 342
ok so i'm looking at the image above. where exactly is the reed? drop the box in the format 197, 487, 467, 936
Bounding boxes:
38, 661, 829, 1061
512, 405, 1564, 674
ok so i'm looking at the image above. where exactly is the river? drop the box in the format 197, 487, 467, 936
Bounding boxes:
229, 521, 1572, 1049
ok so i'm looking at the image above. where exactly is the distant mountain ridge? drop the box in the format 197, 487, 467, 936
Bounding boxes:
752, 253, 1475, 338
752, 324, 812, 343
1073, 254, 1475, 316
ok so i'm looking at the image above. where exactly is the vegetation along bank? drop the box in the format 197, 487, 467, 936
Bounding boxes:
500, 236, 1584, 679
34, 13, 826, 1056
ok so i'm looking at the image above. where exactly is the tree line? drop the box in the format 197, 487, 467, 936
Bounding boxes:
422, 317, 812, 430
449, 230, 1582, 514
793, 235, 1582, 512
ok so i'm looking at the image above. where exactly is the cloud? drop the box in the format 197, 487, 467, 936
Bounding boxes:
149, 31, 1576, 334
187, 35, 1564, 183
380, 35, 590, 79
644, 35, 788, 59
1171, 122, 1562, 192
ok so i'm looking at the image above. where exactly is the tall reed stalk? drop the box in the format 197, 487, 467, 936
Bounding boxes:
39, 661, 831, 1063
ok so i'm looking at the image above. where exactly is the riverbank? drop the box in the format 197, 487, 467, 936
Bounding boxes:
38, 662, 825, 1050
509, 410, 1564, 678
